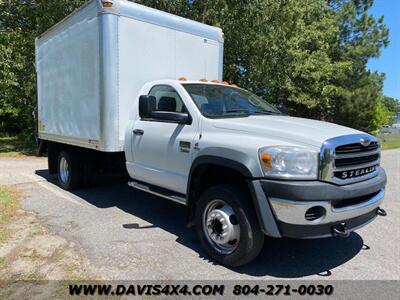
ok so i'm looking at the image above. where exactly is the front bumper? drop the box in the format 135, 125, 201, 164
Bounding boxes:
251, 168, 387, 239
269, 189, 384, 227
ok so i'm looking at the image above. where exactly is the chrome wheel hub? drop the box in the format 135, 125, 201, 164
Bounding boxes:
59, 157, 70, 184
203, 200, 240, 254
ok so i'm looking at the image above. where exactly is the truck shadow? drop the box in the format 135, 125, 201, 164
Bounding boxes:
234, 234, 364, 277
35, 170, 364, 278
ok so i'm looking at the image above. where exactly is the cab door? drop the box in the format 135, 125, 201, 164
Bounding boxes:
130, 85, 197, 194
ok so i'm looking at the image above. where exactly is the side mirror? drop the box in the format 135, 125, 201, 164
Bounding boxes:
151, 111, 192, 125
139, 95, 156, 118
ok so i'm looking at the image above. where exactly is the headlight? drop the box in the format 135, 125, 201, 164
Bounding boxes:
259, 146, 318, 179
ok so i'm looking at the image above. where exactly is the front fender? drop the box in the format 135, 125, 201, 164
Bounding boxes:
192, 147, 264, 178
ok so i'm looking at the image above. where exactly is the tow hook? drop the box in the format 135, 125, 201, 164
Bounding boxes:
332, 222, 350, 238
376, 207, 387, 217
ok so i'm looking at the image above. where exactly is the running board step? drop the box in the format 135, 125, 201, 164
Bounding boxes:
128, 181, 186, 205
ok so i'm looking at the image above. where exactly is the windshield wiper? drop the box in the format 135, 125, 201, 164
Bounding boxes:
250, 111, 280, 115
225, 109, 250, 115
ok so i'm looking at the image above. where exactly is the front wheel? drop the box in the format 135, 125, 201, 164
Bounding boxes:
195, 184, 264, 267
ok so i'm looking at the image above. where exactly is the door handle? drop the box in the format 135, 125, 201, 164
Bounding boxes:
133, 129, 144, 135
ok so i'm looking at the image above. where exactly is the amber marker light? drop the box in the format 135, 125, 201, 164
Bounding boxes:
199, 78, 208, 82
211, 80, 220, 83
102, 1, 113, 8
178, 76, 187, 81
260, 153, 273, 169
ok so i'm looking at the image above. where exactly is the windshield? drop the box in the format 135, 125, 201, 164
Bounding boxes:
182, 84, 281, 118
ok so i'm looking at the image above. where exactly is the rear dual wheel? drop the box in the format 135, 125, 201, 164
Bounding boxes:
57, 151, 82, 190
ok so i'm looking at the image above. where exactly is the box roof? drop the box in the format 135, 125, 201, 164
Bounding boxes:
37, 0, 224, 43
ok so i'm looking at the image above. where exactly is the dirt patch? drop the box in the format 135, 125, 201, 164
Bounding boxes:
0, 186, 99, 299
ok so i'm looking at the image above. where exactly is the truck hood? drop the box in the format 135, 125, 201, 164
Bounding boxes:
211, 115, 363, 148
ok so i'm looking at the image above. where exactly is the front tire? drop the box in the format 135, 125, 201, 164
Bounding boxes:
195, 184, 264, 267
57, 150, 81, 190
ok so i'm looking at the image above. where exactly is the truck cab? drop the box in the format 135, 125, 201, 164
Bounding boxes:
124, 79, 387, 267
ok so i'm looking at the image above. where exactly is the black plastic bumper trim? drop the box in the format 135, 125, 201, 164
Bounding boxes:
278, 209, 377, 239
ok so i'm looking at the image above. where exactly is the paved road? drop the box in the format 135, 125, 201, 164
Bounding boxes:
0, 150, 399, 280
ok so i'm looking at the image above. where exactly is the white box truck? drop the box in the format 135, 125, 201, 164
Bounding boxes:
36, 0, 387, 267
36, 0, 224, 152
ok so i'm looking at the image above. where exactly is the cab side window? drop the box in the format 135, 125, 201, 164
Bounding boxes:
148, 85, 186, 113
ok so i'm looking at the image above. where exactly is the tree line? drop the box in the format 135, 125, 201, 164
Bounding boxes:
0, 0, 398, 140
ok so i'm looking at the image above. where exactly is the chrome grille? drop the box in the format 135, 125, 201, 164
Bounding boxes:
335, 142, 379, 154
319, 134, 381, 185
334, 153, 379, 167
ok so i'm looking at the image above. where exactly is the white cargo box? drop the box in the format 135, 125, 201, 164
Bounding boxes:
36, 0, 224, 152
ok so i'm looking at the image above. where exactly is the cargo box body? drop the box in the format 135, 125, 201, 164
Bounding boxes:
36, 0, 224, 152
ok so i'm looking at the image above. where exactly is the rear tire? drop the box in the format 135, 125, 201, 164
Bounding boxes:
195, 184, 264, 267
57, 150, 81, 190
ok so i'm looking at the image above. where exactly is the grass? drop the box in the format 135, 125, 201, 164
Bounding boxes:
0, 136, 37, 157
0, 229, 7, 243
21, 249, 41, 261
28, 224, 47, 238
52, 274, 93, 300
0, 257, 7, 270
0, 186, 20, 242
378, 133, 400, 150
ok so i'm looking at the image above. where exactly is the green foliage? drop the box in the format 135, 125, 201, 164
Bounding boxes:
370, 100, 391, 135
381, 96, 399, 113
0, 0, 87, 137
380, 96, 399, 124
0, 135, 36, 156
0, 0, 391, 141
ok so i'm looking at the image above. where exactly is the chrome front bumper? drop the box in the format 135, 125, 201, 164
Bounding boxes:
269, 189, 385, 226
251, 169, 386, 238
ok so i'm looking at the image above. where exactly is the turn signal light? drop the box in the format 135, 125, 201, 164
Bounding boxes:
178, 76, 187, 81
260, 154, 273, 169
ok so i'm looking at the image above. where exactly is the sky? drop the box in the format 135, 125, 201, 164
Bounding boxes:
367, 0, 400, 100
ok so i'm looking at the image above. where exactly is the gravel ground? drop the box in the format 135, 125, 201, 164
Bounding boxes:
0, 149, 398, 280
